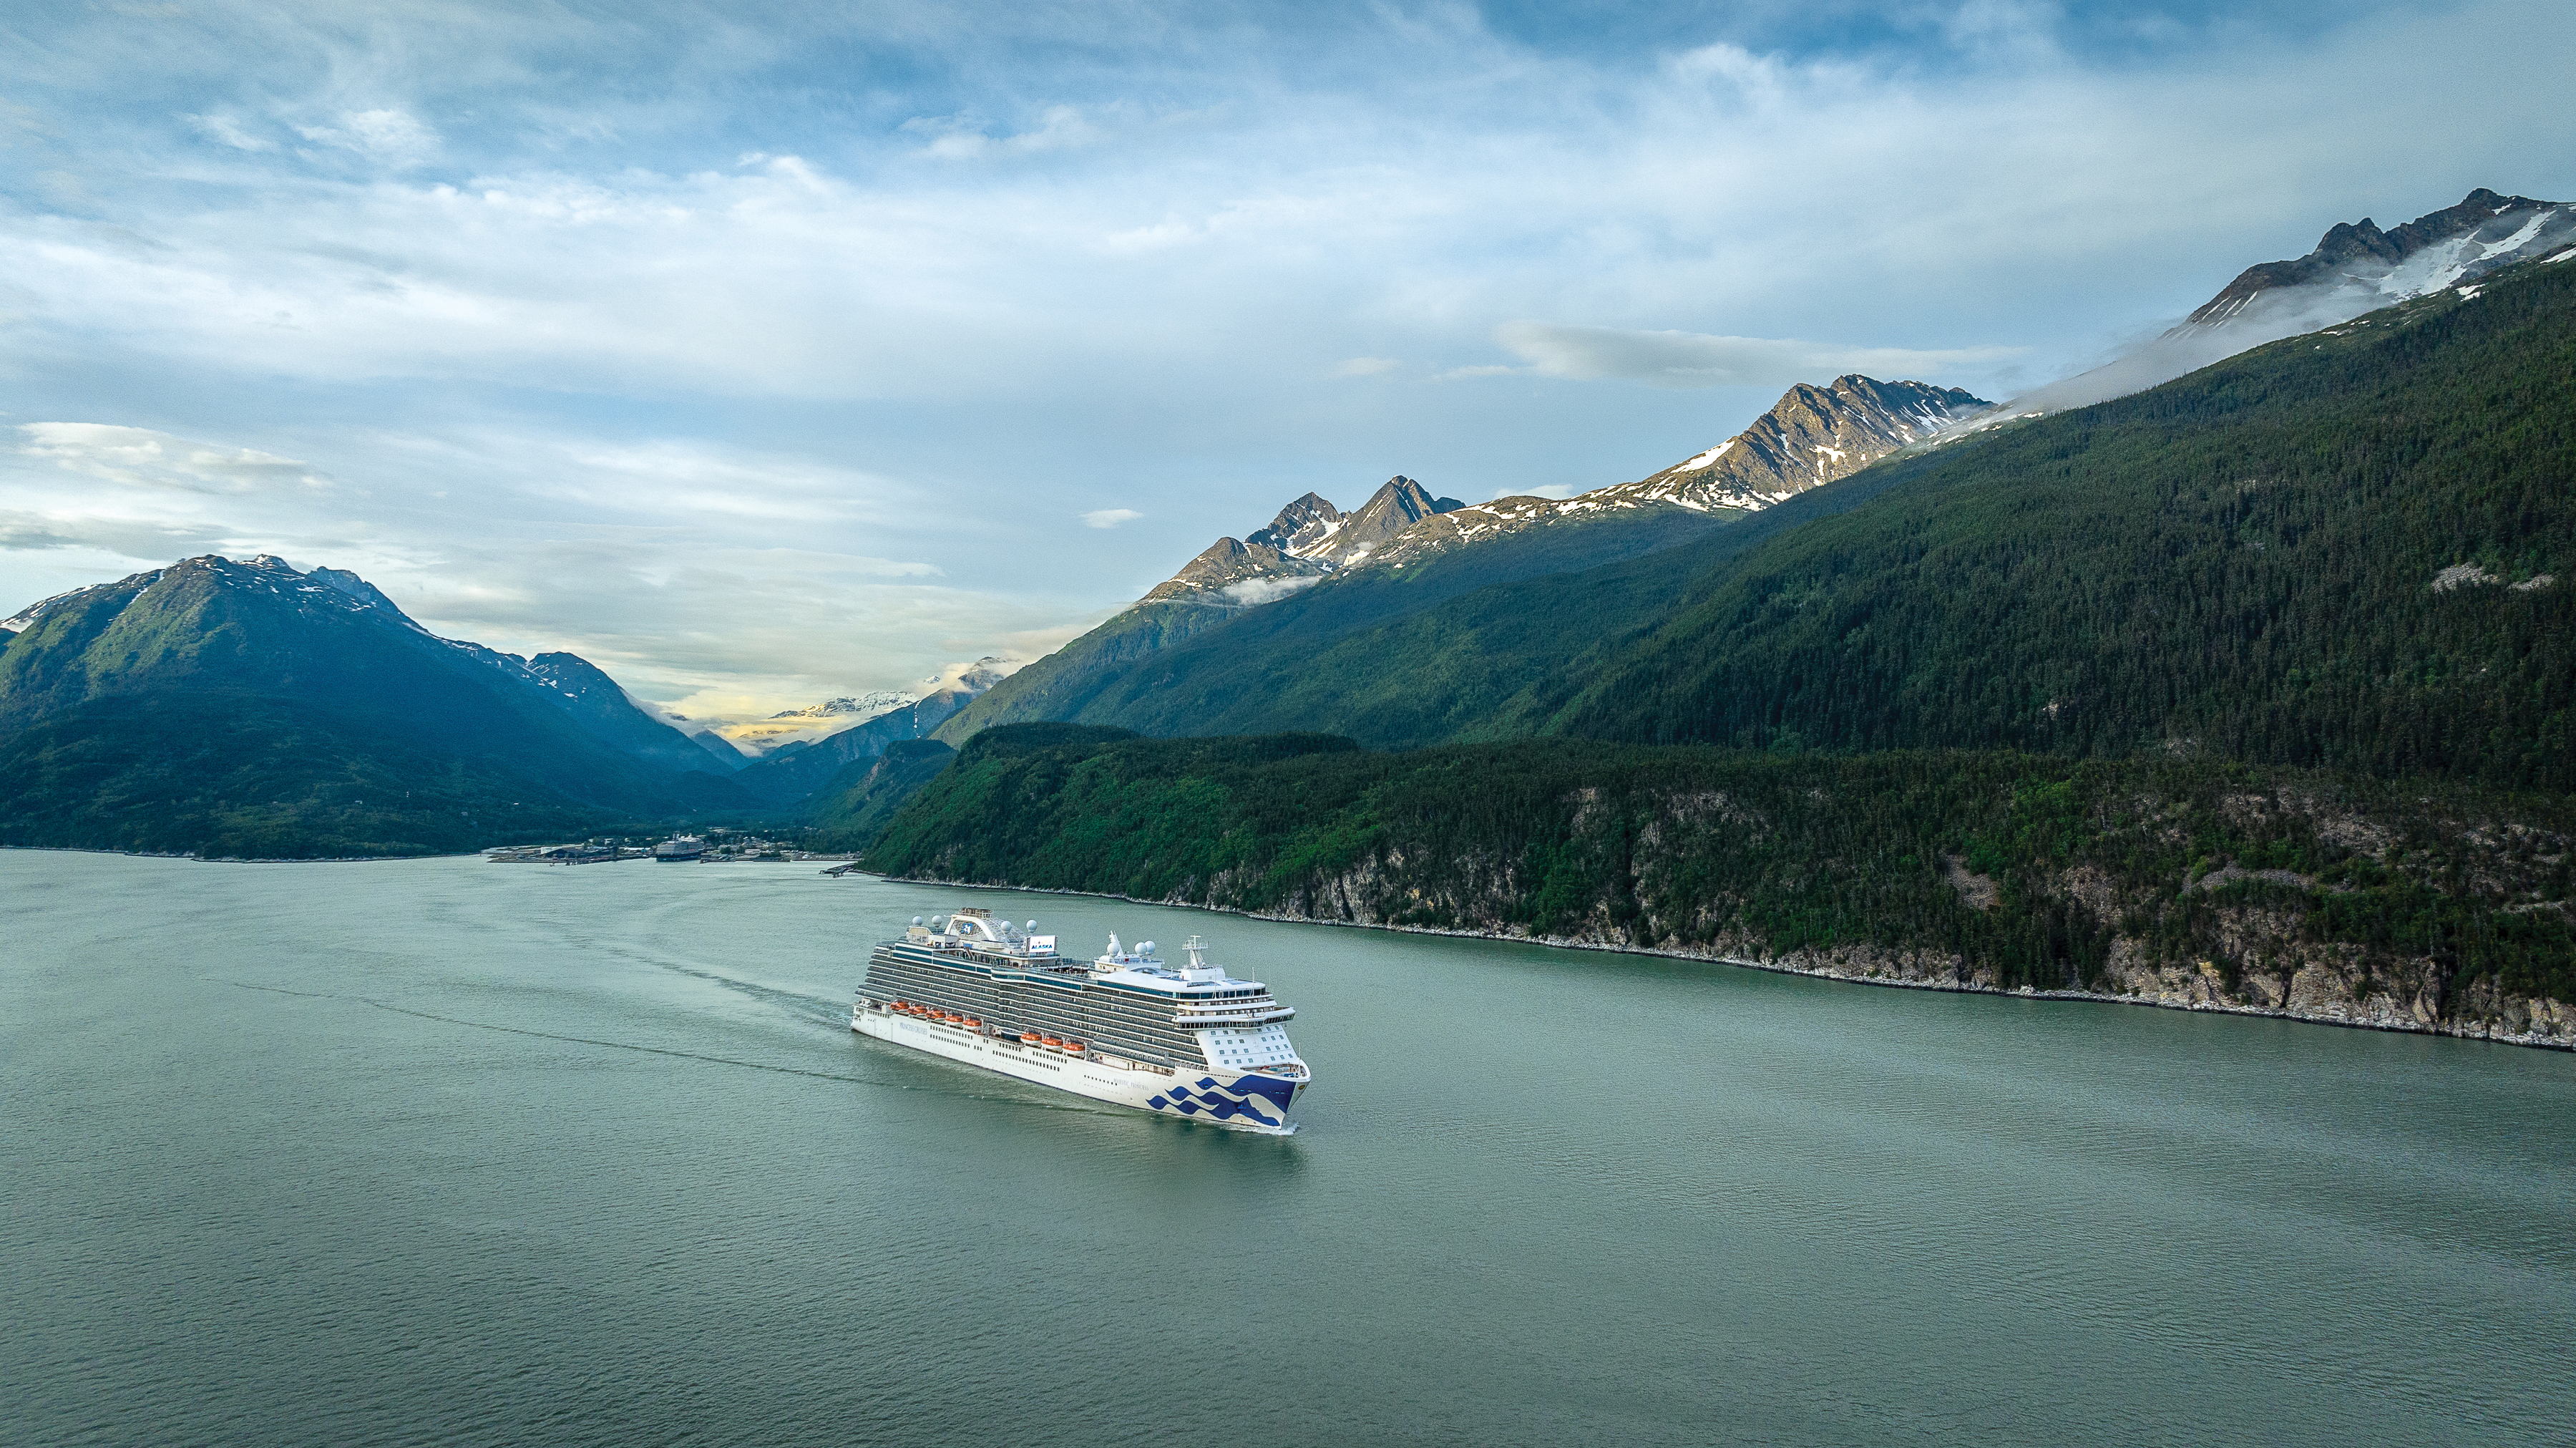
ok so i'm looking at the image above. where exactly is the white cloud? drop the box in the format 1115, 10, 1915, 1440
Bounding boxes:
295, 107, 438, 166
1080, 508, 1143, 529
185, 112, 272, 151
16, 423, 332, 494
904, 105, 1103, 160
1334, 356, 1400, 376
1219, 575, 1322, 606
1492, 323, 2024, 389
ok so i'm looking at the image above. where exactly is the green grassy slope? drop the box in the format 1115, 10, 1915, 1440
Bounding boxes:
1553, 256, 2576, 787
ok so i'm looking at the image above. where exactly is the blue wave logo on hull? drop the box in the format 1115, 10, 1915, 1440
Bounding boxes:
1147, 1074, 1295, 1127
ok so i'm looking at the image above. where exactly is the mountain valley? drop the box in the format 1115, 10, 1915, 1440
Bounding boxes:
8, 188, 2575, 1051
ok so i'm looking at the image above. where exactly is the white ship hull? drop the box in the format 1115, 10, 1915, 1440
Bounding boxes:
853, 1004, 1304, 1135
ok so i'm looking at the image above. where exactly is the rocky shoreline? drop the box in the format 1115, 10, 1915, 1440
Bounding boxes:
862, 869, 2576, 1053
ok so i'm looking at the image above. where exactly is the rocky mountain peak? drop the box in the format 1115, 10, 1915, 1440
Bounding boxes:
1144, 536, 1327, 603
1247, 492, 1345, 556
2187, 187, 2574, 326
1593, 376, 1989, 514
1307, 477, 1465, 567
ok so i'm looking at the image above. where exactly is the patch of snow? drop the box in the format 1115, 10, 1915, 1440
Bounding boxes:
2477, 210, 2550, 260
1670, 439, 1737, 472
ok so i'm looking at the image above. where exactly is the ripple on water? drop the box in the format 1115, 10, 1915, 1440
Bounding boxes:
3, 852, 2572, 1448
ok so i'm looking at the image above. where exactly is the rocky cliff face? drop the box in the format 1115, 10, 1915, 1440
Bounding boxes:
1227, 778, 2575, 1049
912, 768, 2575, 1051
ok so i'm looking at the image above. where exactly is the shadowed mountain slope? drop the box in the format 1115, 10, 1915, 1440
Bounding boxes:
0, 555, 748, 855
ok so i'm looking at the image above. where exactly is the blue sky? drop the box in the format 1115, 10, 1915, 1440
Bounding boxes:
4, 0, 2572, 719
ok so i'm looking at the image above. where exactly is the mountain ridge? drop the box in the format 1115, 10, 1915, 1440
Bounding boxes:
940, 373, 1988, 743
0, 554, 751, 855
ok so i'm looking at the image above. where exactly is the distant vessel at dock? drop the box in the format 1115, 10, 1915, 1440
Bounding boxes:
852, 908, 1311, 1134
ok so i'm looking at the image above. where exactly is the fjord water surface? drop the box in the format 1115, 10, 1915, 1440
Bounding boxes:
5, 852, 2572, 1447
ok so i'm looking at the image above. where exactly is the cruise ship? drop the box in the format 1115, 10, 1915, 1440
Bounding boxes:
852, 908, 1312, 1134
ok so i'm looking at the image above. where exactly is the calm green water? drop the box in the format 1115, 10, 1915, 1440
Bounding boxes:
5, 852, 2573, 1447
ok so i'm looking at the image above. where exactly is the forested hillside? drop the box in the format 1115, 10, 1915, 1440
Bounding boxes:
0, 556, 748, 856
940, 251, 2576, 774
1555, 257, 2576, 787
867, 727, 2576, 1046
937, 500, 1732, 744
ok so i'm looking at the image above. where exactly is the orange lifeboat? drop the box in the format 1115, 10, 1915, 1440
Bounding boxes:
1019, 1031, 1040, 1044
1040, 1036, 1063, 1049
1064, 1041, 1087, 1054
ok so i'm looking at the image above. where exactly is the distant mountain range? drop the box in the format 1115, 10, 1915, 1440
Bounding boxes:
940, 374, 1989, 742
713, 659, 1010, 755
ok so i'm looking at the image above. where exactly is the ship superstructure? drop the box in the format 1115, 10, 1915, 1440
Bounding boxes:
852, 908, 1311, 1133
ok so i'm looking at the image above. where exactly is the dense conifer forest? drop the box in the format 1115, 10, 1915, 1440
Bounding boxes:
1554, 261, 2576, 787
867, 726, 2576, 1015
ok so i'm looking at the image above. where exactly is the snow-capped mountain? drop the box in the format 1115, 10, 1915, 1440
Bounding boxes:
2187, 188, 2575, 329
942, 374, 1979, 741
1594, 377, 1988, 512
1360, 376, 1986, 571
719, 659, 1012, 754
776, 691, 919, 721
1246, 492, 1347, 555
1144, 478, 1468, 605
1994, 188, 2576, 419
